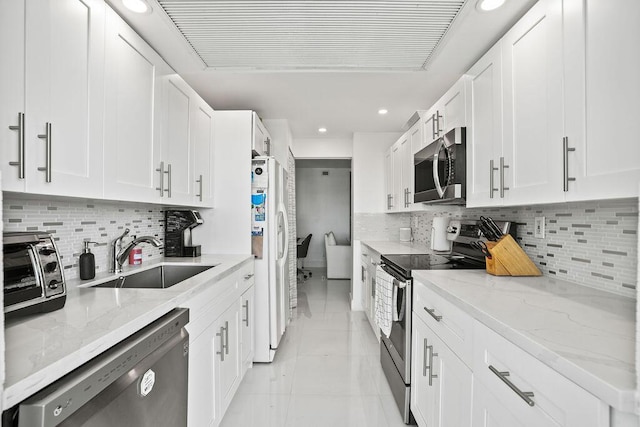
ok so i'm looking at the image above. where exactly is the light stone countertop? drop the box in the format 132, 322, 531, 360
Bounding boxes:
3, 254, 253, 409
361, 240, 430, 255
412, 269, 636, 413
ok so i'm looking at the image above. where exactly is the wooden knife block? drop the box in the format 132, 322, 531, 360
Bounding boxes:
484, 235, 542, 277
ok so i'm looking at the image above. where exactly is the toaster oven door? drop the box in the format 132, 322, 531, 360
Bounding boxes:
3, 244, 43, 307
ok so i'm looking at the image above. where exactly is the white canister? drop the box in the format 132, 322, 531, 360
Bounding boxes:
399, 227, 412, 242
431, 217, 452, 252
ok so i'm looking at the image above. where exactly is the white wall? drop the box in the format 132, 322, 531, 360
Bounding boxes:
292, 137, 353, 159
296, 165, 351, 267
352, 132, 401, 213
263, 119, 292, 170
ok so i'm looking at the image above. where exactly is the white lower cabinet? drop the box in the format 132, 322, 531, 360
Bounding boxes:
185, 260, 254, 427
411, 315, 472, 427
471, 321, 609, 427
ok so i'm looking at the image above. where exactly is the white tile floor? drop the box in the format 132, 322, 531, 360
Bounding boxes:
220, 268, 408, 427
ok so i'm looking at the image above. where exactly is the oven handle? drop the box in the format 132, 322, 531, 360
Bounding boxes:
380, 263, 410, 285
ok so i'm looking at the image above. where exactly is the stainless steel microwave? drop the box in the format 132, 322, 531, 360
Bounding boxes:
414, 127, 467, 205
3, 231, 66, 318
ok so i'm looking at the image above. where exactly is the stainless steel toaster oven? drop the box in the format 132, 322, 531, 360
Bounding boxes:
3, 232, 66, 318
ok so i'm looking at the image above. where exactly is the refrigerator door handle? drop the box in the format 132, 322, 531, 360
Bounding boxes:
277, 202, 289, 261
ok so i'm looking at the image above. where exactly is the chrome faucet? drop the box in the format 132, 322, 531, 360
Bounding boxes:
111, 228, 163, 273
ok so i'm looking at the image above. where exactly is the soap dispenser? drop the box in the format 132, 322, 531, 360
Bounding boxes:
80, 241, 98, 280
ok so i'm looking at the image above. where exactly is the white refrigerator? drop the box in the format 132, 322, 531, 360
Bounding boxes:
251, 157, 290, 362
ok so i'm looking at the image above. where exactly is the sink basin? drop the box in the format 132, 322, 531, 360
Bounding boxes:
91, 265, 216, 289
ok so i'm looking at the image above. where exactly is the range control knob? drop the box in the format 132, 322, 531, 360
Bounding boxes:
48, 280, 61, 290
39, 247, 56, 256
44, 261, 58, 273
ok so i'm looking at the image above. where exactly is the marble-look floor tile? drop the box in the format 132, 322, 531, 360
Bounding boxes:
220, 393, 290, 427
291, 355, 379, 396
285, 395, 390, 427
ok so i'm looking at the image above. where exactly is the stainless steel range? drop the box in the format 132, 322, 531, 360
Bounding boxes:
378, 219, 515, 424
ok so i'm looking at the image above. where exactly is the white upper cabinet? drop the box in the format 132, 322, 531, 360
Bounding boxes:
252, 113, 271, 156
563, 0, 640, 201
501, 0, 565, 206
440, 76, 470, 135
384, 147, 394, 211
467, 42, 503, 207
192, 98, 215, 207
103, 7, 169, 203
1, 0, 105, 197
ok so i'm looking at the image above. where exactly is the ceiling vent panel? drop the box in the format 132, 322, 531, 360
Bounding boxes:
156, 0, 467, 70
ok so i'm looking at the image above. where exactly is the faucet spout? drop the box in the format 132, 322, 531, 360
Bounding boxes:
115, 236, 163, 271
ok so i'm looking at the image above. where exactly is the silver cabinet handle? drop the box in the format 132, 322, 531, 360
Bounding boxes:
8, 112, 25, 179
224, 320, 229, 355
435, 111, 443, 137
166, 163, 172, 198
431, 113, 437, 140
244, 273, 254, 280
489, 365, 535, 407
500, 156, 509, 198
242, 300, 250, 327
155, 161, 165, 196
216, 325, 225, 361
424, 306, 442, 322
265, 137, 271, 156
422, 338, 429, 377
489, 159, 498, 198
196, 174, 203, 201
406, 189, 411, 207
37, 122, 52, 183
562, 137, 576, 192
427, 344, 438, 386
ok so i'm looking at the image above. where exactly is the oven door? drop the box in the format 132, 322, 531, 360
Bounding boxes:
379, 264, 412, 384
3, 243, 43, 308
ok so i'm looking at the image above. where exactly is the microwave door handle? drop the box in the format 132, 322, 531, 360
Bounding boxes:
432, 140, 445, 198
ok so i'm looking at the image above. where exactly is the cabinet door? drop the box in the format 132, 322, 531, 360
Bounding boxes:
24, 0, 105, 197
564, 0, 640, 201
0, 0, 26, 192
441, 76, 469, 133
253, 112, 270, 156
467, 43, 503, 207
406, 124, 422, 210
411, 316, 472, 427
423, 109, 438, 145
383, 147, 394, 211
240, 285, 255, 370
188, 326, 219, 427
391, 140, 403, 212
501, 0, 565, 206
399, 135, 413, 211
163, 75, 193, 204
192, 100, 214, 207
216, 300, 241, 415
103, 8, 167, 203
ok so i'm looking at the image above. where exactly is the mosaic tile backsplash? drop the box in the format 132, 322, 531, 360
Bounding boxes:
3, 196, 165, 281
410, 199, 638, 298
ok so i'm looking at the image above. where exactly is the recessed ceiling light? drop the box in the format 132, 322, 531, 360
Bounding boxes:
378, 109, 388, 115
476, 0, 505, 12
123, 0, 151, 14
318, 127, 327, 133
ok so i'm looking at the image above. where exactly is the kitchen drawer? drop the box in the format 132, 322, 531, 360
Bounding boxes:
237, 261, 255, 291
472, 320, 609, 427
413, 280, 474, 367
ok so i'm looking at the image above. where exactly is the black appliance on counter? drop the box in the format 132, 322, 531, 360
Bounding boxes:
3, 232, 66, 318
378, 219, 515, 424
165, 210, 204, 257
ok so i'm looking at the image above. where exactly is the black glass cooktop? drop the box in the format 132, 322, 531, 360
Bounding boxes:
381, 253, 485, 278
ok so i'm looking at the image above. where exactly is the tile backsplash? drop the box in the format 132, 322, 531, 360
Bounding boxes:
410, 199, 638, 298
3, 196, 165, 281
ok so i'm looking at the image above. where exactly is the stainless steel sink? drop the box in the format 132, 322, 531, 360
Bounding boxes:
91, 265, 216, 289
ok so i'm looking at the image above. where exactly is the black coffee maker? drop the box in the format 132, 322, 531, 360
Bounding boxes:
165, 210, 204, 257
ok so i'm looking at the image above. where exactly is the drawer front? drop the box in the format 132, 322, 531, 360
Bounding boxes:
413, 280, 474, 367
472, 321, 609, 427
238, 260, 255, 291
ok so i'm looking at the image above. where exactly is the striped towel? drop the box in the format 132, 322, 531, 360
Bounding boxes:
374, 265, 394, 337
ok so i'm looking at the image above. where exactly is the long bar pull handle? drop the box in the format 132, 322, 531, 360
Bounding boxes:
406, 189, 412, 207
8, 112, 25, 179
431, 113, 437, 140
165, 163, 172, 198
155, 161, 165, 196
224, 320, 229, 355
563, 137, 576, 192
489, 159, 498, 198
243, 300, 250, 327
37, 122, 52, 182
216, 326, 225, 362
500, 156, 509, 198
427, 345, 438, 386
424, 306, 442, 322
436, 111, 443, 137
422, 338, 429, 377
196, 174, 203, 201
489, 365, 535, 407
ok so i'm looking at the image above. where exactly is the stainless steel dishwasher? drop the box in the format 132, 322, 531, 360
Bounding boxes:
3, 308, 190, 427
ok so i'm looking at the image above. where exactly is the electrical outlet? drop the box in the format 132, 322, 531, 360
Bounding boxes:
534, 217, 545, 239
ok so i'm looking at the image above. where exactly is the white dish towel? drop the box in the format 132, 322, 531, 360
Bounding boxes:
375, 265, 396, 338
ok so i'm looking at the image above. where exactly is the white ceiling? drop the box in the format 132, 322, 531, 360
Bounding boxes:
107, 0, 537, 139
